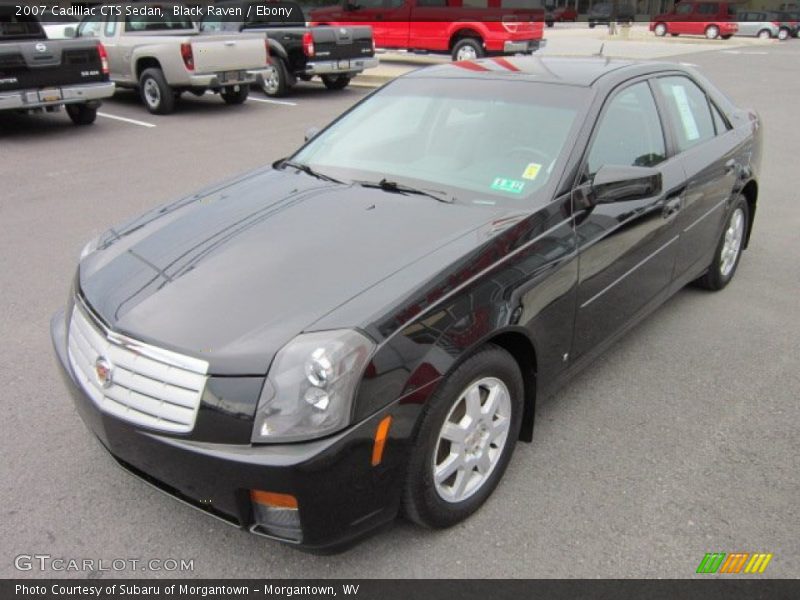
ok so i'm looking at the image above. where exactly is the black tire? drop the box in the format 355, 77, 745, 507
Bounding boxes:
546, 20, 554, 28
451, 37, 484, 61
261, 58, 290, 97
589, 21, 596, 28
671, 33, 680, 37
65, 103, 97, 126
778, 27, 790, 41
757, 28, 772, 39
694, 195, 749, 291
220, 84, 249, 104
139, 67, 174, 115
720, 34, 732, 40
402, 344, 524, 529
321, 74, 351, 90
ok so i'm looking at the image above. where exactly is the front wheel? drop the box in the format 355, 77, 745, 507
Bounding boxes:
654, 22, 668, 36
220, 84, 249, 104
451, 37, 484, 61
139, 68, 174, 115
757, 29, 772, 39
321, 74, 351, 90
402, 344, 523, 528
694, 195, 749, 291
778, 28, 790, 40
705, 24, 720, 39
65, 103, 97, 125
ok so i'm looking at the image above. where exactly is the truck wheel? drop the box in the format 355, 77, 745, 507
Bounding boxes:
65, 104, 97, 126
321, 74, 351, 90
261, 59, 289, 97
221, 85, 249, 104
139, 68, 175, 115
451, 38, 484, 61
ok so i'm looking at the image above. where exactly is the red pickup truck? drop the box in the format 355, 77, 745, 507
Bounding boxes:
309, 1, 546, 61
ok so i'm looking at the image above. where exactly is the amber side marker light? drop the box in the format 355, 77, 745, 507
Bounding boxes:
371, 415, 393, 466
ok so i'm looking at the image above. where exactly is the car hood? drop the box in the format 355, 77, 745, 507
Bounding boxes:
78, 168, 503, 375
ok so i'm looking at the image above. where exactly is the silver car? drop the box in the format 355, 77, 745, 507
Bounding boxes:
736, 11, 791, 39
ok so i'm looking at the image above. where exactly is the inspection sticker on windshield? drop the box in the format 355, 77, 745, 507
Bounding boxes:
491, 177, 525, 195
522, 163, 542, 180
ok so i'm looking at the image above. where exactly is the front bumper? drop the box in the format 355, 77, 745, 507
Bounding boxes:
0, 81, 114, 111
50, 308, 405, 552
304, 56, 379, 77
503, 39, 546, 54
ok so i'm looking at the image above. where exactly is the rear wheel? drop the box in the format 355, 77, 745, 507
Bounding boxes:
139, 68, 174, 115
778, 27, 790, 40
402, 345, 523, 528
451, 37, 484, 61
65, 103, 97, 126
321, 74, 351, 90
694, 195, 749, 291
261, 59, 290, 97
654, 22, 668, 36
705, 24, 720, 39
220, 84, 249, 104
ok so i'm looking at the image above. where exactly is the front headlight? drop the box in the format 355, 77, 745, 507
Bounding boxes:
251, 329, 375, 443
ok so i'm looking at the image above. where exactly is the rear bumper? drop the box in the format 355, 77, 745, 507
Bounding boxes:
304, 56, 379, 77
187, 69, 269, 89
50, 307, 405, 552
0, 81, 114, 111
503, 39, 546, 54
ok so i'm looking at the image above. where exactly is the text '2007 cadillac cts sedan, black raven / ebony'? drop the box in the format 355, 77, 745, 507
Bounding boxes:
52, 57, 762, 552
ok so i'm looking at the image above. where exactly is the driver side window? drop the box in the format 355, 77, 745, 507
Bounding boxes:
586, 81, 666, 177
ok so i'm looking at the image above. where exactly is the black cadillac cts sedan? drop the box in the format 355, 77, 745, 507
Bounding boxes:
52, 57, 762, 551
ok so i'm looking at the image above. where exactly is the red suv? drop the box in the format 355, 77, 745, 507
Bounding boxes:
309, 1, 546, 61
651, 1, 738, 39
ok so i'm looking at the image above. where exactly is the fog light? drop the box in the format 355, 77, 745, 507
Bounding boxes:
250, 490, 302, 543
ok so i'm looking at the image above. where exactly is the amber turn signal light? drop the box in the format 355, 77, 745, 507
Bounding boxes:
371, 415, 393, 466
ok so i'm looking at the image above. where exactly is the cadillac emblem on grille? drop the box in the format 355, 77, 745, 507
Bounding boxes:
94, 356, 113, 388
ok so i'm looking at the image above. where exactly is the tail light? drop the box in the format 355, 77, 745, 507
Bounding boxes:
96, 42, 109, 76
302, 32, 315, 57
180, 42, 194, 71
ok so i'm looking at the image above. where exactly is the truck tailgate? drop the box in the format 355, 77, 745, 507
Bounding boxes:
0, 41, 106, 92
190, 34, 266, 73
312, 26, 373, 61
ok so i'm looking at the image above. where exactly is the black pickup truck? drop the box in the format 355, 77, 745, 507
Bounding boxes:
0, 6, 114, 124
200, 1, 377, 97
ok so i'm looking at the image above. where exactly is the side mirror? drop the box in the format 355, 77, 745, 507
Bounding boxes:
64, 26, 76, 38
304, 126, 320, 142
591, 164, 662, 204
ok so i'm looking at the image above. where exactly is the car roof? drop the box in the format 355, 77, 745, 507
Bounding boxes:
404, 56, 682, 88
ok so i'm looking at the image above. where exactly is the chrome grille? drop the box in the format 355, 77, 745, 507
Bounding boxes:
67, 301, 208, 433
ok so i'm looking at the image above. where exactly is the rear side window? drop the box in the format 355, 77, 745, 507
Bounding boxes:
586, 82, 666, 176
698, 3, 719, 15
654, 76, 716, 152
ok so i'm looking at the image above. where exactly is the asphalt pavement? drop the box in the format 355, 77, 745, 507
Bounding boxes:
1, 40, 798, 579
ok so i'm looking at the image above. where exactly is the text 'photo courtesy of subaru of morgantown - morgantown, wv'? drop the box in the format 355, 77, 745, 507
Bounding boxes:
51, 55, 762, 551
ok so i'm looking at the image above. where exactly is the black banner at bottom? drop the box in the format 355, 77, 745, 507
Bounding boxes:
3, 579, 800, 600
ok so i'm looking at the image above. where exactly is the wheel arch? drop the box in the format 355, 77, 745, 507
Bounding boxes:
135, 56, 162, 81
740, 179, 758, 247
448, 28, 484, 50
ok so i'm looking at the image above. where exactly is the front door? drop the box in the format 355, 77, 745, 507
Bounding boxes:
572, 79, 685, 359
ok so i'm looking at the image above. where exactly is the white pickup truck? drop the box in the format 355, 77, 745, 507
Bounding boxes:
72, 1, 270, 114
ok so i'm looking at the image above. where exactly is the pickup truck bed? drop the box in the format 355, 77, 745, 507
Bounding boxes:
200, 1, 377, 97
0, 10, 113, 125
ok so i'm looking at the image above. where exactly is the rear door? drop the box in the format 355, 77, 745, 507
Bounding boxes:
652, 75, 740, 279
571, 79, 685, 359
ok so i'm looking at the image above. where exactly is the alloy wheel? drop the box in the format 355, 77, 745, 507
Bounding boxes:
720, 207, 745, 277
143, 78, 160, 109
432, 377, 512, 503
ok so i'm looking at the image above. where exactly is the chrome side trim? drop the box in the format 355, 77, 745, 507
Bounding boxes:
683, 197, 728, 233
580, 235, 679, 309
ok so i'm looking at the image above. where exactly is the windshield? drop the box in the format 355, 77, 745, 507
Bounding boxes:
292, 77, 587, 207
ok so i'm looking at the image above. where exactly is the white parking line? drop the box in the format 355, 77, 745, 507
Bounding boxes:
247, 96, 297, 106
722, 50, 769, 55
97, 112, 156, 128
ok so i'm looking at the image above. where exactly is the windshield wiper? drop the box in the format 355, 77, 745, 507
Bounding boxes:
279, 159, 343, 184
355, 178, 455, 204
